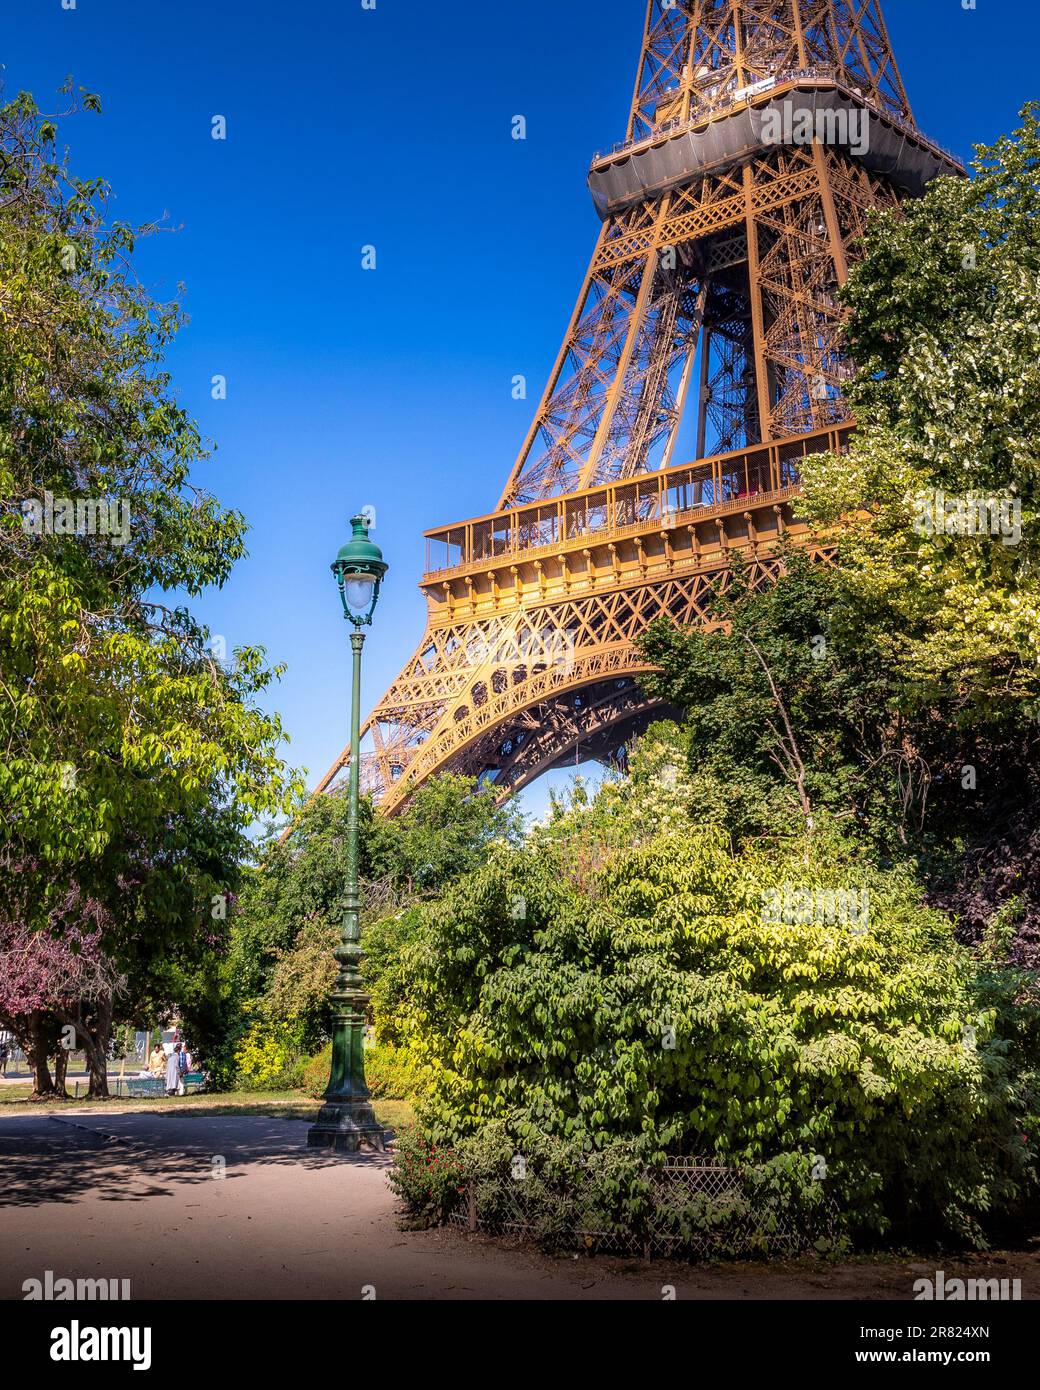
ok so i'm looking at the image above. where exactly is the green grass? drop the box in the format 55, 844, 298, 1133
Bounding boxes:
0, 1084, 414, 1130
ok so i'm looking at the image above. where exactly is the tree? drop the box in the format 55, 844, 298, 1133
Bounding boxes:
800, 104, 1040, 722
366, 773, 525, 894
214, 775, 523, 1081
0, 88, 301, 1090
638, 557, 915, 845
790, 105, 1040, 964
632, 110, 1040, 966
0, 876, 123, 1097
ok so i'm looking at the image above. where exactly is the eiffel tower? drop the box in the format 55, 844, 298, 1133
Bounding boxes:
318, 0, 961, 814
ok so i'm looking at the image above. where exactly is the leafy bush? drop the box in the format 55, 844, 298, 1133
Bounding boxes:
444, 1125, 652, 1250
391, 825, 1037, 1245
232, 1023, 304, 1090
365, 1042, 420, 1099
211, 774, 523, 1074
387, 1126, 467, 1228
301, 1041, 419, 1101
300, 1045, 332, 1099
363, 905, 429, 1042
261, 919, 337, 1052
388, 1121, 842, 1256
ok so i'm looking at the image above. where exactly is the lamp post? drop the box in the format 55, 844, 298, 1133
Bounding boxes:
308, 513, 389, 1153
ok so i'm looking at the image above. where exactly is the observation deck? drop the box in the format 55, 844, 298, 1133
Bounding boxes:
588, 71, 964, 216
421, 424, 853, 628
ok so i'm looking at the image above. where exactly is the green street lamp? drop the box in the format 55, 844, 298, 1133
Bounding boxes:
308, 513, 389, 1153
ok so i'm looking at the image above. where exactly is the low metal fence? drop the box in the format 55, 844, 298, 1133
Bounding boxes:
449, 1155, 838, 1259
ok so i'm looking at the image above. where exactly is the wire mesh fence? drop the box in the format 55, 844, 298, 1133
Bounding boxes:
448, 1155, 839, 1259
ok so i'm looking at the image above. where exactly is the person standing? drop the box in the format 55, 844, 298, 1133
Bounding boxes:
0, 1041, 9, 1076
165, 1044, 183, 1096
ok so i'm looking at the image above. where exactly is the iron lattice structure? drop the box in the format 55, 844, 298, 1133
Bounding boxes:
317, 0, 961, 813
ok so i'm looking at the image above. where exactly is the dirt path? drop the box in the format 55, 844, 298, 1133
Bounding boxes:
1, 1111, 1036, 1301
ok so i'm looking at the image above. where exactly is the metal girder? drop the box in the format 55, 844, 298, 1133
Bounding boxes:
313, 2, 948, 817
318, 434, 844, 815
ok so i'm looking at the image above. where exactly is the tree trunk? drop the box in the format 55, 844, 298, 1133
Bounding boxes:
26, 1013, 55, 1098
81, 996, 113, 1099
52, 1046, 69, 1098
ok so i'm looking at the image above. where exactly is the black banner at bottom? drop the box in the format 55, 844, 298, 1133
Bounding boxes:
7, 1298, 1029, 1374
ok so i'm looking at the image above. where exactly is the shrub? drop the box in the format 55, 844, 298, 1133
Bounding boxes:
387, 1126, 467, 1228
301, 1041, 420, 1101
363, 905, 429, 1044
388, 1121, 843, 1256
232, 1023, 304, 1090
261, 919, 337, 1053
365, 1042, 420, 1099
300, 1044, 332, 1099
393, 825, 1038, 1245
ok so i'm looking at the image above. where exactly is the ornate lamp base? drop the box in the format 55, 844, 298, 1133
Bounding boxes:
308, 1099, 386, 1153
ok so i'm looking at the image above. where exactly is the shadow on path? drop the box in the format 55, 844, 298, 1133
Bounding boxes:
0, 1113, 391, 1208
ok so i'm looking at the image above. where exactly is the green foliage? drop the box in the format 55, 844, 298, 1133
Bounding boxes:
637, 550, 1040, 973
365, 773, 525, 894
538, 723, 696, 874
639, 557, 910, 844
387, 1127, 468, 1228
0, 92, 300, 895
300, 1045, 332, 1100
230, 793, 378, 1001
0, 90, 300, 1073
301, 1041, 420, 1101
364, 1041, 422, 1100
156, 948, 236, 1082
634, 107, 1040, 972
637, 555, 1040, 861
261, 919, 337, 1053
800, 104, 1040, 720
232, 1022, 304, 1091
363, 904, 430, 1045
214, 775, 520, 1069
389, 820, 1035, 1244
391, 1120, 840, 1255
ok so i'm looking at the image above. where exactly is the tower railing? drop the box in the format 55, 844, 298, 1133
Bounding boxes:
423, 423, 852, 580
591, 66, 959, 170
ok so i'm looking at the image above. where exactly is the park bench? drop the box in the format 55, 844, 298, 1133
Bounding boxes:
91, 1072, 208, 1100
125, 1077, 165, 1098
124, 1073, 205, 1097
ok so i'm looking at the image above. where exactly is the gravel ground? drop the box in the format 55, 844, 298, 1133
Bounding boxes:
2, 1110, 1037, 1301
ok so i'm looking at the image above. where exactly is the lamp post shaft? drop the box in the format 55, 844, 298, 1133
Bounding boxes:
345, 628, 363, 911
307, 628, 385, 1151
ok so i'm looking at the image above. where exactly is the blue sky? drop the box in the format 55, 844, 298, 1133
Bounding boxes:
3, 0, 1037, 819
